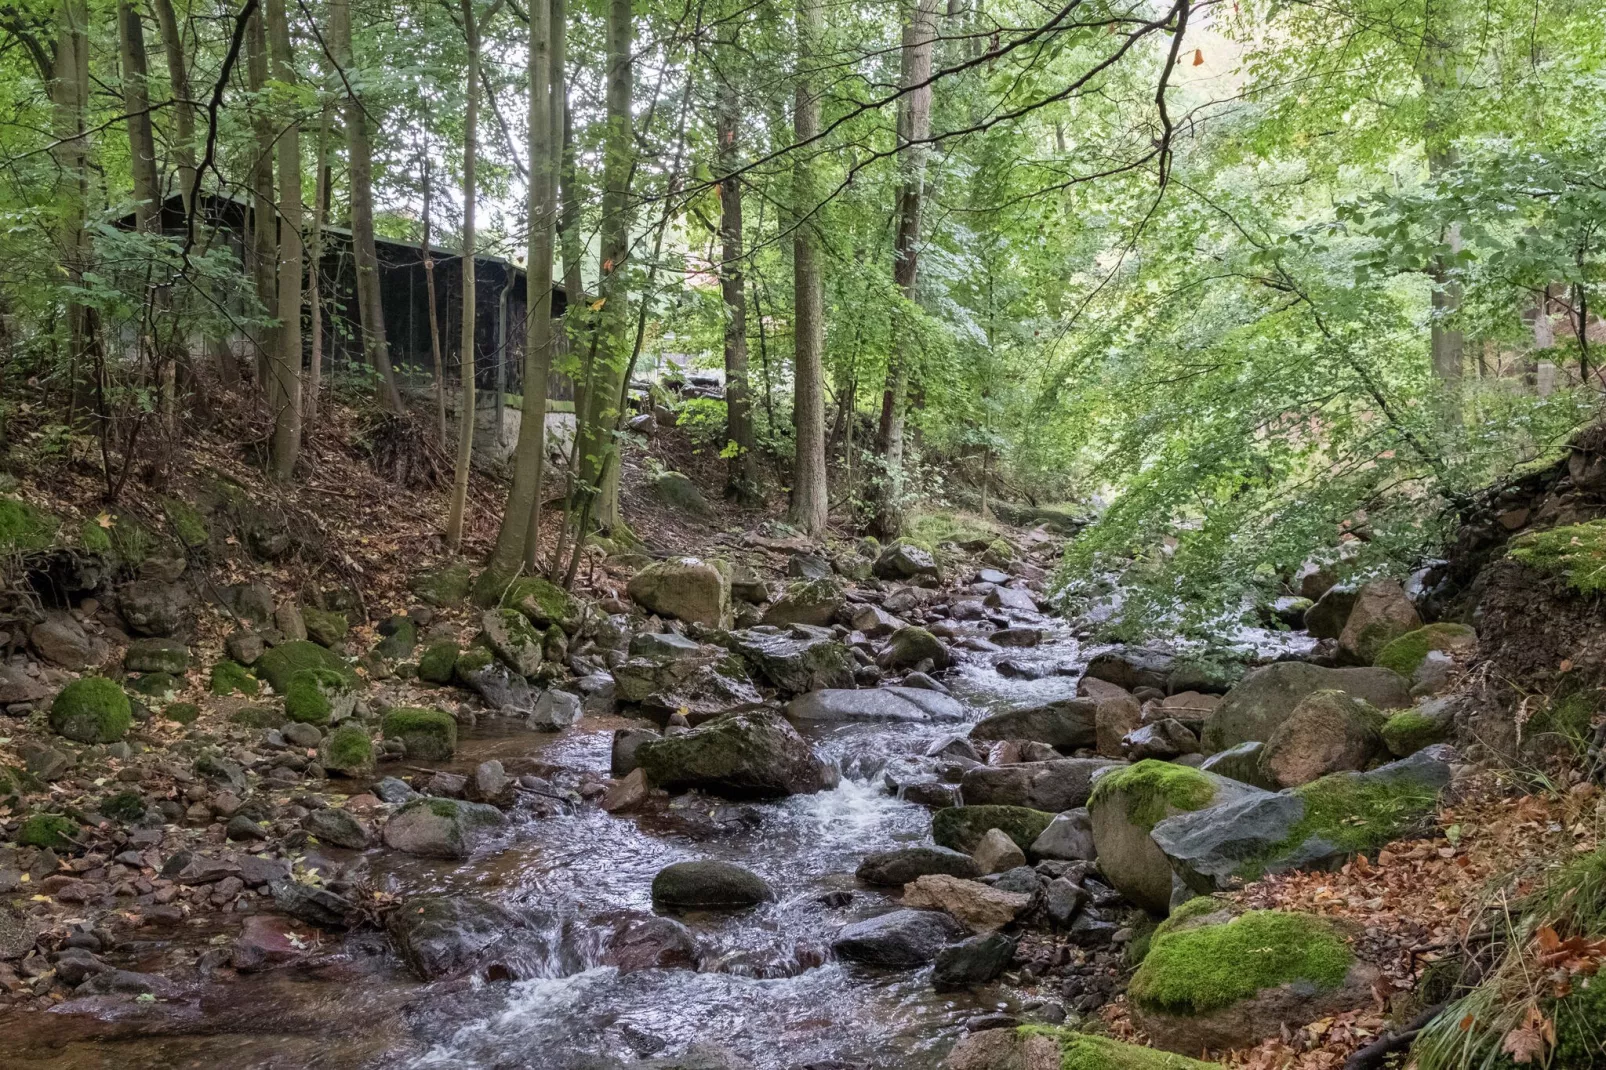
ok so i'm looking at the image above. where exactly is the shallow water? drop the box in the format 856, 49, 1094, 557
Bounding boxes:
0, 618, 1303, 1069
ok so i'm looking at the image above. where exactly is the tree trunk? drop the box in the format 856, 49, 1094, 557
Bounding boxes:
51, 0, 90, 380
329, 0, 403, 412
570, 0, 632, 536
149, 0, 195, 217
787, 0, 828, 535
447, 0, 499, 550
718, 26, 760, 506
246, 5, 276, 386
421, 153, 446, 440
1418, 0, 1463, 422
871, 0, 940, 538
306, 103, 332, 424
265, 0, 302, 479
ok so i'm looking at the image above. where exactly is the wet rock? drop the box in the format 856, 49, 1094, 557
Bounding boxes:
652, 860, 774, 909
901, 671, 948, 694
832, 909, 963, 968
1043, 877, 1089, 927
1258, 689, 1386, 788
1201, 661, 1410, 753
457, 651, 537, 714
933, 805, 1055, 854
988, 627, 1041, 648
389, 895, 542, 982
1337, 579, 1421, 666
940, 1028, 1061, 1070
118, 580, 194, 637
611, 726, 661, 777
611, 646, 763, 723
855, 846, 981, 886
596, 909, 700, 971
232, 914, 317, 971
884, 626, 950, 671
959, 758, 1118, 813
77, 969, 179, 997
843, 603, 902, 637
529, 688, 583, 730
601, 767, 650, 812
303, 807, 371, 849
761, 578, 845, 628
984, 587, 1038, 614
971, 828, 1027, 874
374, 776, 420, 805
968, 699, 1097, 750
1122, 718, 1199, 761
873, 543, 940, 583
732, 629, 855, 694
382, 798, 507, 858
54, 946, 110, 985
635, 709, 835, 799
627, 557, 732, 627
787, 686, 961, 723
932, 931, 1015, 991
1029, 808, 1095, 861
468, 760, 512, 805
269, 877, 356, 929
1084, 647, 1175, 692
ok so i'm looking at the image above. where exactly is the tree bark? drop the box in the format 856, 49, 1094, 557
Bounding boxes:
149, 0, 195, 217
787, 0, 828, 535
306, 103, 332, 424
246, 5, 276, 385
265, 0, 302, 479
718, 25, 760, 505
50, 0, 89, 380
421, 153, 446, 440
870, 0, 940, 538
329, 0, 403, 412
1418, 0, 1463, 422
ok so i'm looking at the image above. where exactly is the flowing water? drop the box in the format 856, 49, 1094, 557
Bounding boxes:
0, 619, 1309, 1070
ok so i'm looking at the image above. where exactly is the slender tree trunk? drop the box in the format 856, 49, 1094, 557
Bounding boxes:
569, 0, 632, 536
329, 0, 403, 412
306, 103, 332, 424
871, 0, 940, 538
265, 0, 302, 479
246, 6, 276, 386
447, 0, 500, 550
421, 153, 447, 440
1418, 0, 1463, 423
51, 0, 90, 382
718, 26, 760, 505
787, 0, 828, 535
150, 0, 195, 216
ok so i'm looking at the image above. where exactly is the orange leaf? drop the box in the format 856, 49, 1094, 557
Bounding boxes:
1192, 48, 1204, 66
1560, 658, 1574, 672
602, 258, 614, 273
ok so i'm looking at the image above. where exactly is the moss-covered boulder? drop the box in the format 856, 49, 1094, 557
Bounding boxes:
100, 790, 146, 822
160, 496, 210, 549
1202, 661, 1411, 753
381, 707, 457, 761
284, 668, 354, 726
1129, 903, 1379, 1053
301, 607, 349, 648
634, 709, 833, 799
382, 797, 506, 858
49, 677, 132, 743
480, 608, 543, 676
124, 638, 189, 675
942, 1029, 1214, 1070
1088, 761, 1266, 915
931, 804, 1056, 854
1506, 518, 1606, 595
760, 578, 844, 628
649, 469, 711, 517
1379, 699, 1455, 757
374, 615, 418, 660
1336, 579, 1422, 666
1374, 622, 1475, 677
0, 498, 60, 553
255, 640, 358, 693
411, 561, 474, 607
884, 625, 951, 671
15, 812, 80, 849
1257, 689, 1386, 789
163, 701, 200, 725
416, 641, 460, 685
502, 576, 583, 634
321, 723, 375, 776
1151, 746, 1455, 896
626, 557, 732, 627
210, 659, 259, 696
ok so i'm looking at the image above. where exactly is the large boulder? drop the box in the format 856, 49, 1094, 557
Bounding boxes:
627, 557, 732, 626
31, 615, 98, 670
388, 895, 543, 982
1029, 808, 1096, 861
1151, 745, 1456, 895
49, 677, 132, 743
855, 846, 981, 886
382, 798, 507, 858
1336, 579, 1422, 665
872, 543, 940, 583
1258, 690, 1386, 788
611, 645, 763, 723
255, 640, 359, 693
968, 698, 1097, 750
1198, 741, 1277, 790
381, 707, 457, 760
959, 758, 1119, 813
1088, 761, 1267, 915
634, 709, 835, 799
118, 580, 193, 637
1090, 685, 1143, 758
481, 609, 543, 676
787, 686, 962, 723
1129, 902, 1380, 1053
651, 860, 774, 909
932, 805, 1056, 854
931, 932, 1015, 991
884, 626, 950, 671
594, 910, 700, 972
731, 629, 854, 694
455, 647, 538, 714
760, 579, 844, 627
1379, 697, 1456, 757
503, 575, 584, 634
1084, 647, 1175, 692
1303, 582, 1360, 639
902, 874, 1031, 933
1373, 622, 1476, 678
1200, 661, 1410, 753
831, 909, 963, 968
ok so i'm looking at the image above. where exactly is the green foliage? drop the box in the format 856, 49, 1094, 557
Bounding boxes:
1130, 910, 1353, 1016
0, 498, 58, 553
1508, 520, 1606, 595
16, 812, 79, 850
49, 677, 132, 743
1088, 760, 1219, 832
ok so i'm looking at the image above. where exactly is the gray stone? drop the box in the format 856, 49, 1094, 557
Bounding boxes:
1122, 718, 1199, 761
383, 798, 508, 858
283, 721, 322, 747
984, 587, 1038, 614
388, 894, 542, 981
1201, 661, 1410, 753
855, 846, 982, 886
787, 686, 962, 723
932, 931, 1014, 990
832, 909, 963, 968
732, 630, 855, 694
1044, 878, 1090, 927
635, 709, 835, 799
269, 878, 355, 929
1198, 741, 1278, 789
873, 544, 940, 583
959, 758, 1118, 812
968, 699, 1097, 750
303, 807, 371, 849
652, 860, 773, 909
30, 615, 95, 669
1029, 808, 1095, 861
529, 688, 583, 730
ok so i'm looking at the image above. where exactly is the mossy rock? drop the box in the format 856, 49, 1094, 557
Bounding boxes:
416, 641, 460, 685
453, 645, 495, 681
321, 723, 375, 776
49, 677, 132, 743
124, 638, 189, 674
649, 470, 712, 517
230, 705, 286, 729
1010, 1029, 1215, 1070
1380, 704, 1454, 757
210, 660, 259, 697
0, 498, 60, 553
127, 671, 183, 701
1088, 761, 1220, 832
1374, 623, 1476, 677
381, 707, 457, 761
410, 561, 474, 607
932, 804, 1055, 853
100, 790, 146, 822
16, 812, 79, 849
160, 497, 210, 549
163, 701, 200, 725
1507, 519, 1606, 595
284, 668, 353, 726
374, 615, 419, 660
302, 607, 349, 648
255, 640, 359, 693
506, 576, 583, 633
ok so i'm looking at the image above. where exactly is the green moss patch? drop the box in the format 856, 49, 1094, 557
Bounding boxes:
255, 640, 358, 693
301, 607, 349, 647
1089, 760, 1219, 832
932, 804, 1055, 853
1129, 909, 1353, 1016
79, 518, 112, 552
163, 701, 200, 725
1508, 519, 1606, 595
49, 677, 132, 743
0, 498, 59, 553
1235, 770, 1440, 880
16, 812, 80, 849
381, 707, 457, 761
230, 705, 285, 728
284, 668, 349, 725
127, 671, 182, 700
416, 641, 459, 684
161, 497, 210, 549
210, 659, 259, 696
100, 790, 146, 821
322, 723, 374, 775
1020, 1029, 1215, 1070
1380, 707, 1451, 756
1374, 623, 1475, 677
506, 576, 581, 632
